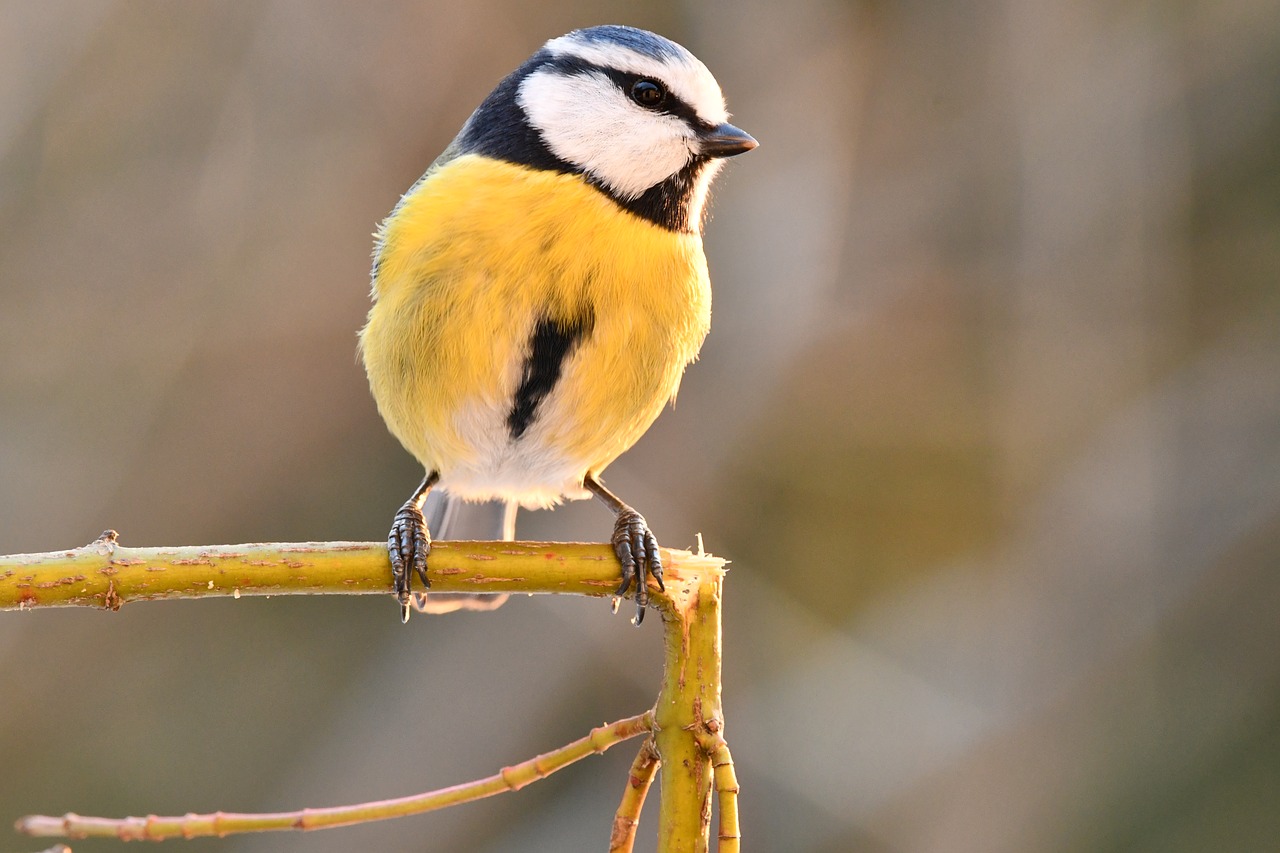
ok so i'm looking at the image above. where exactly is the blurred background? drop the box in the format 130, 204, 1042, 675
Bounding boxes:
2, 1, 1278, 850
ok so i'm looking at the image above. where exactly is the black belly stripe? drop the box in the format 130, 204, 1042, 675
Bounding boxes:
507, 311, 595, 440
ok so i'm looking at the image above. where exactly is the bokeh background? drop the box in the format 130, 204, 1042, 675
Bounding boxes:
3, 1, 1279, 851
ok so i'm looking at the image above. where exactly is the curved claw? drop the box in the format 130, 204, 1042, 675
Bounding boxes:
388, 502, 431, 622
610, 508, 662, 625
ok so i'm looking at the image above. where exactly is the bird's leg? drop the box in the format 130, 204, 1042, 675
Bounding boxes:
583, 473, 664, 625
389, 471, 439, 623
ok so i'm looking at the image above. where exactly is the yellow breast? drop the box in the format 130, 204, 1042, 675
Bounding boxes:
359, 154, 711, 504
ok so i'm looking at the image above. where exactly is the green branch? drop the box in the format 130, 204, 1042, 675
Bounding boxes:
16, 712, 654, 840
655, 560, 727, 852
610, 737, 661, 851
0, 530, 722, 611
3, 531, 733, 851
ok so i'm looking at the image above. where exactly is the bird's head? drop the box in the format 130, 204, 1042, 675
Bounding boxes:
455, 25, 757, 232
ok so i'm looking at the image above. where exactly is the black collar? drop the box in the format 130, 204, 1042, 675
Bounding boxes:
452, 50, 707, 234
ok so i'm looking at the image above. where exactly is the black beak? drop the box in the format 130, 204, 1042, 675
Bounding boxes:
699, 122, 758, 158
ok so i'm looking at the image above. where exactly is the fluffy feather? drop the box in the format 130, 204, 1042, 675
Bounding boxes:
360, 154, 712, 508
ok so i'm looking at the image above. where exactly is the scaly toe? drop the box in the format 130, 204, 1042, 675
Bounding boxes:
388, 502, 432, 621
609, 508, 660, 626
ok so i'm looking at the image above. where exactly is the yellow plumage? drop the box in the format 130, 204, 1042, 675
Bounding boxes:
363, 25, 754, 620
360, 154, 711, 508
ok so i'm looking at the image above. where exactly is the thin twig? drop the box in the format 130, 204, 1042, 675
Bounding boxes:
16, 712, 654, 841
698, 729, 741, 853
608, 737, 661, 852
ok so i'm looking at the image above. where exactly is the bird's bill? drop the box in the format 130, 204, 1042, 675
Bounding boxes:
698, 123, 758, 158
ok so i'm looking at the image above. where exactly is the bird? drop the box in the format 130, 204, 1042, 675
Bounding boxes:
359, 25, 756, 624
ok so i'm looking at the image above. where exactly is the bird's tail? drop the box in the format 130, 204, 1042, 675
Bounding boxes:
410, 493, 513, 614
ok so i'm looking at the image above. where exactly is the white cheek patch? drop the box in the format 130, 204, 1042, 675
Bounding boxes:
543, 35, 729, 126
517, 69, 695, 199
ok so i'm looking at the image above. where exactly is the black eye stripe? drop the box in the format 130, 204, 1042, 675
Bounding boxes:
539, 56, 711, 129
457, 47, 719, 232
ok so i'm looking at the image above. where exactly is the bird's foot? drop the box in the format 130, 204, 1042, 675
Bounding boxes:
609, 507, 664, 625
389, 501, 431, 623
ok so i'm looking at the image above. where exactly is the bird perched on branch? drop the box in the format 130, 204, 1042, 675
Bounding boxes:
359, 25, 756, 624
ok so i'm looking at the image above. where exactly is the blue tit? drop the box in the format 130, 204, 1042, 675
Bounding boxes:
359, 25, 756, 623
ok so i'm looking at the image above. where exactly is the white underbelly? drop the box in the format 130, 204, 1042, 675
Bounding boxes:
434, 396, 592, 508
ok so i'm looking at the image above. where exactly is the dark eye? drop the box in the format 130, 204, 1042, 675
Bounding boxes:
630, 79, 666, 108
